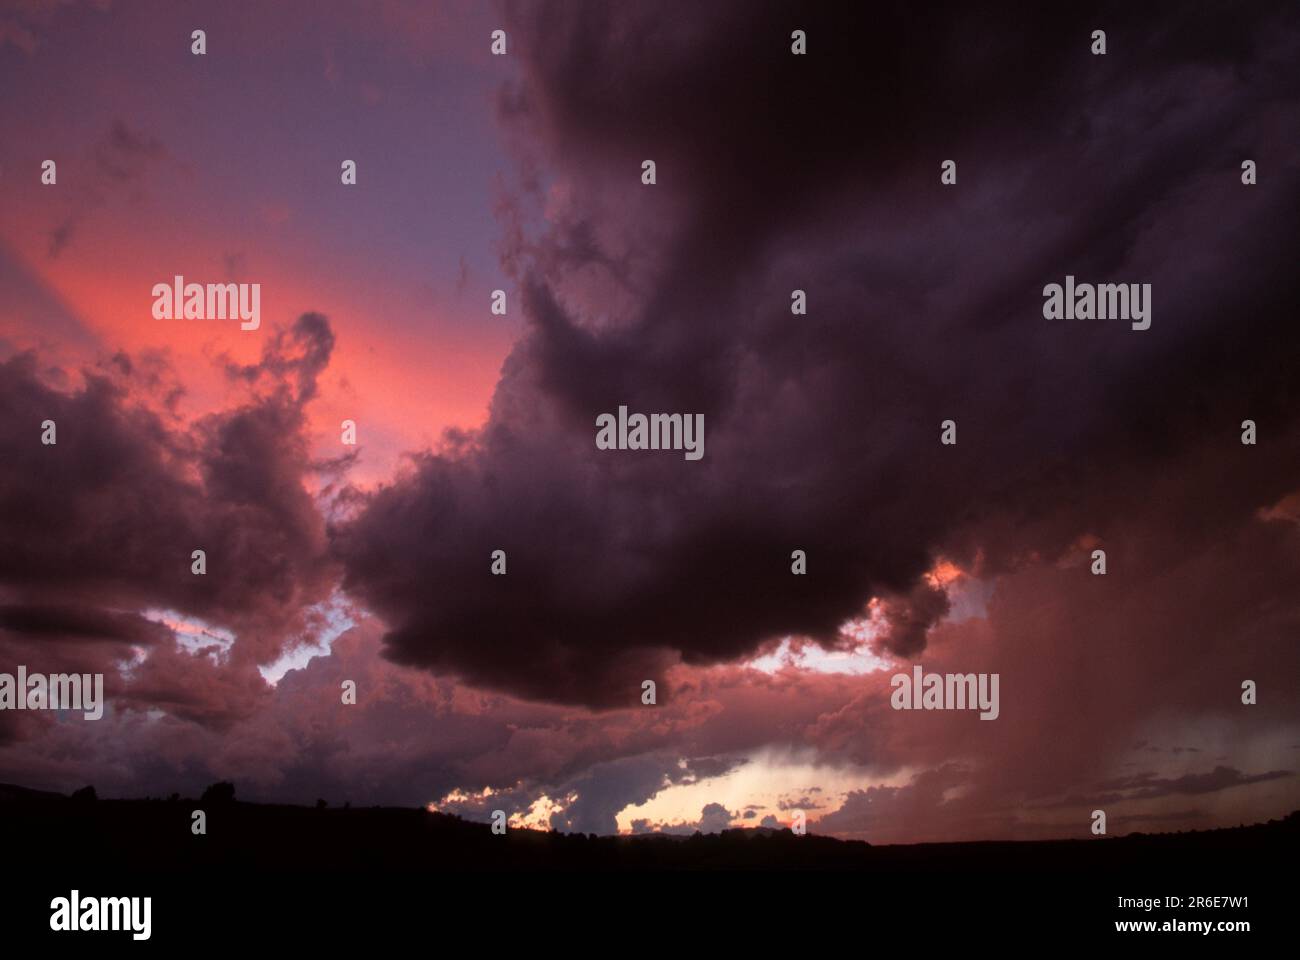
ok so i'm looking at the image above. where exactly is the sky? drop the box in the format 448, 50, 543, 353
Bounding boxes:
1, 0, 1298, 843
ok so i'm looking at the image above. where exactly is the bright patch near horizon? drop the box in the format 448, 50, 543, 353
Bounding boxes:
615, 746, 916, 836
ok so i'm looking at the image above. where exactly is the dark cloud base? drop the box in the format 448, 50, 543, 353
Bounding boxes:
335, 0, 1300, 706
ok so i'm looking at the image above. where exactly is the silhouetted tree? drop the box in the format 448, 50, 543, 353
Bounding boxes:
316, 798, 328, 810
71, 785, 97, 802
200, 781, 236, 805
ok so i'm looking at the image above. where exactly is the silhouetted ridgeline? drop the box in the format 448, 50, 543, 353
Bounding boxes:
3, 783, 1296, 872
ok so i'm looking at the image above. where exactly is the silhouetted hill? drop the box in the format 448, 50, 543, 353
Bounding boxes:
0, 782, 66, 804
3, 783, 1296, 873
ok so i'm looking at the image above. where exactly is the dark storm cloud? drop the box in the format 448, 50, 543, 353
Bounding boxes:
874, 582, 951, 658
1039, 767, 1294, 811
221, 312, 336, 405
0, 315, 339, 734
1096, 766, 1293, 801
0, 604, 169, 645
335, 0, 1300, 706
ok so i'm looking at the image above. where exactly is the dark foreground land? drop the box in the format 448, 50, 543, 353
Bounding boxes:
3, 781, 1296, 872
3, 782, 1293, 945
